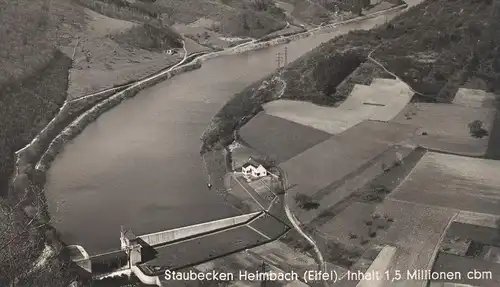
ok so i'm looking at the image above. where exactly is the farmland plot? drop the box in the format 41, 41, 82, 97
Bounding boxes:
317, 202, 380, 248
432, 253, 500, 287
295, 145, 416, 224
239, 112, 332, 163
392, 103, 496, 156
280, 121, 416, 209
373, 199, 457, 287
453, 88, 497, 108
263, 78, 413, 134
389, 152, 500, 215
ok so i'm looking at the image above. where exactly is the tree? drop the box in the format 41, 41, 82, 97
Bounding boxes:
294, 193, 320, 210
468, 120, 489, 138
0, 182, 76, 286
251, 0, 271, 11
242, 14, 250, 31
350, 0, 366, 16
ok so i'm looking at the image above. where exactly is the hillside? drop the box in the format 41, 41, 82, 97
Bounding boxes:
202, 0, 500, 151
283, 0, 500, 102
277, 0, 404, 25
0, 0, 79, 195
0, 0, 308, 285
77, 0, 288, 41
3, 0, 499, 285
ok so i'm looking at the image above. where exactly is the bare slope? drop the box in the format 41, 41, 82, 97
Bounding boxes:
67, 8, 182, 98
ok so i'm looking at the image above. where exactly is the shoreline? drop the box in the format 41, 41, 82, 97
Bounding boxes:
19, 2, 408, 177
5, 3, 410, 278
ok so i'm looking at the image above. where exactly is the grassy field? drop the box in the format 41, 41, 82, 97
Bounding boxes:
392, 102, 496, 156
284, 0, 332, 25
278, 121, 411, 210
239, 112, 332, 163
374, 199, 456, 285
294, 145, 415, 225
389, 152, 500, 215
264, 78, 413, 134
333, 61, 395, 104
317, 202, 380, 247
203, 148, 230, 195
287, 147, 426, 269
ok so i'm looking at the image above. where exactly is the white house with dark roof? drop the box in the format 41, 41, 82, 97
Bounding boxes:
241, 158, 268, 178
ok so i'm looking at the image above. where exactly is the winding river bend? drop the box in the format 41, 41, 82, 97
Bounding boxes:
45, 12, 401, 255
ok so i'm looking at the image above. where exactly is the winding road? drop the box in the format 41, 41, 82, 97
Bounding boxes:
277, 164, 328, 286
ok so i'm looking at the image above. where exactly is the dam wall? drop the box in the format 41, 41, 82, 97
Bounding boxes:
138, 211, 262, 246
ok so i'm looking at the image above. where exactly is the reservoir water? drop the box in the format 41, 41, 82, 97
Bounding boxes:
45, 12, 400, 254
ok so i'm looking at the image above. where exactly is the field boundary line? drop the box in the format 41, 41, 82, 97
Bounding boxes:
247, 225, 272, 241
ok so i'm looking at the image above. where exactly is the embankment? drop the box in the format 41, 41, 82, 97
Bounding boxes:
35, 62, 201, 172
15, 89, 118, 176
138, 211, 261, 246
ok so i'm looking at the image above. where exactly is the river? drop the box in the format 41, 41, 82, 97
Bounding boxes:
45, 11, 401, 255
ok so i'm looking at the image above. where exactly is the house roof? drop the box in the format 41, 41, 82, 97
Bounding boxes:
242, 157, 266, 169
242, 162, 255, 168
253, 165, 267, 171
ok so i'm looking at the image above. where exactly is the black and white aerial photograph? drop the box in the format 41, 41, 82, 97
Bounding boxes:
1, 0, 500, 286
